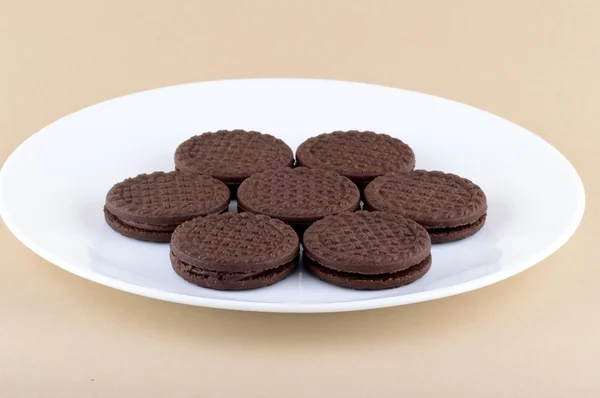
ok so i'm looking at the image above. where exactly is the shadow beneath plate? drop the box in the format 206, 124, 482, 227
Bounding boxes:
77, 197, 518, 350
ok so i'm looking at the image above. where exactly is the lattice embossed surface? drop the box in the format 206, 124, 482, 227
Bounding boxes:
174, 130, 294, 183
296, 131, 416, 182
236, 167, 361, 222
364, 170, 487, 228
105, 171, 230, 224
170, 212, 299, 272
303, 211, 431, 273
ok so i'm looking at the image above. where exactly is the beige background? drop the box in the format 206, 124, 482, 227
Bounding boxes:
1, 1, 598, 397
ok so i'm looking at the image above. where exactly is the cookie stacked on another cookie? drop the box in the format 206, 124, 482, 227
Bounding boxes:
104, 171, 230, 242
302, 211, 432, 290
364, 170, 487, 243
170, 212, 299, 290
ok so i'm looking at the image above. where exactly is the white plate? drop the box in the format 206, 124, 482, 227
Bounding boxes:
0, 78, 585, 313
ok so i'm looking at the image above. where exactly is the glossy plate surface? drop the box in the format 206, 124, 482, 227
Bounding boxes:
0, 78, 585, 312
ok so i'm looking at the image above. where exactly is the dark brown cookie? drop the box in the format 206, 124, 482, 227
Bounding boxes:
304, 255, 431, 290
295, 131, 416, 187
174, 130, 294, 195
104, 171, 230, 242
170, 212, 299, 290
236, 167, 361, 234
302, 211, 432, 290
104, 207, 173, 243
364, 170, 487, 243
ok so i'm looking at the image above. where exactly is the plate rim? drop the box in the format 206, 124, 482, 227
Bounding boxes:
0, 77, 587, 313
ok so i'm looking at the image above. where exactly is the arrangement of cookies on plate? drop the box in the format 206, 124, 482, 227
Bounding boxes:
104, 130, 487, 291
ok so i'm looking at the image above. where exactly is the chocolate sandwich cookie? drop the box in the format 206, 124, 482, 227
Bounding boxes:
170, 212, 299, 290
236, 167, 361, 234
303, 211, 432, 290
295, 131, 416, 191
104, 171, 230, 242
364, 170, 487, 243
174, 130, 294, 196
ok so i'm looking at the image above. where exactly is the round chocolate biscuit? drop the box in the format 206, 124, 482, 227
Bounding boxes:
170, 212, 299, 290
104, 207, 173, 243
174, 130, 294, 187
295, 131, 416, 185
364, 170, 487, 243
104, 171, 230, 242
302, 211, 432, 290
303, 254, 431, 291
236, 167, 361, 232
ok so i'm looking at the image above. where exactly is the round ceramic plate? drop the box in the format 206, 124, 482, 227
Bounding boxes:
0, 78, 585, 313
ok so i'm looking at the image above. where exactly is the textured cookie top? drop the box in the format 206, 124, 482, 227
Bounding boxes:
105, 171, 230, 225
364, 170, 487, 228
174, 130, 294, 183
237, 167, 361, 223
303, 211, 431, 274
170, 212, 299, 272
295, 131, 416, 182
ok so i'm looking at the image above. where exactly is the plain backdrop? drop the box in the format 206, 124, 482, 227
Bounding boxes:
0, 1, 598, 397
